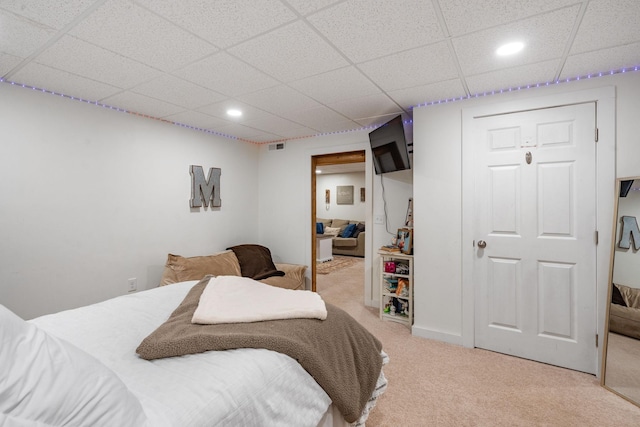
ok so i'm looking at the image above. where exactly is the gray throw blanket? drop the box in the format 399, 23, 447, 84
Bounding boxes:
136, 277, 383, 423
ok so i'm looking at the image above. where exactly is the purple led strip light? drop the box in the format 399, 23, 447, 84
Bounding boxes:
0, 79, 239, 141
412, 65, 640, 109
1, 64, 638, 142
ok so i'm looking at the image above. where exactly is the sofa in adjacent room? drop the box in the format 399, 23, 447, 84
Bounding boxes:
609, 283, 640, 340
317, 218, 365, 257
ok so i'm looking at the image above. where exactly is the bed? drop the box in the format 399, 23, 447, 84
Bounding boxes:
1, 278, 387, 426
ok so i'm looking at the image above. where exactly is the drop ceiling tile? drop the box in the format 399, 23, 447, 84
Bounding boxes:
329, 93, 403, 120
285, 106, 355, 132
0, 53, 22, 76
439, 0, 579, 37
285, 0, 342, 16
101, 91, 186, 118
465, 59, 559, 95
213, 123, 275, 141
197, 100, 274, 124
174, 52, 279, 97
135, 0, 296, 48
307, 0, 443, 63
11, 62, 121, 100
289, 66, 381, 104
34, 35, 161, 88
229, 20, 349, 82
359, 41, 458, 92
571, 0, 640, 54
70, 0, 217, 72
0, 9, 56, 59
3, 1, 638, 145
387, 78, 467, 108
269, 125, 318, 139
131, 75, 226, 109
354, 113, 407, 129
240, 111, 307, 135
452, 5, 580, 76
560, 42, 640, 80
0, 0, 96, 30
238, 85, 322, 117
163, 110, 233, 131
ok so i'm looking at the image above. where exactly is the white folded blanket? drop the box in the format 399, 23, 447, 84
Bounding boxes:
192, 275, 327, 324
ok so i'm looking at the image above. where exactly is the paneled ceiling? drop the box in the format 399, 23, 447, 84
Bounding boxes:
2, 0, 639, 144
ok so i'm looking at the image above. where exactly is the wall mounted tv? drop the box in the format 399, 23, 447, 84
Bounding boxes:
368, 115, 411, 175
620, 179, 635, 197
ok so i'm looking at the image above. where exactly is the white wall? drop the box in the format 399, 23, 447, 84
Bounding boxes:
316, 172, 365, 222
412, 72, 640, 361
257, 132, 412, 305
371, 171, 414, 244
0, 84, 260, 319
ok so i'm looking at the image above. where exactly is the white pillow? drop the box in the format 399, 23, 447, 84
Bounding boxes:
324, 226, 341, 237
0, 305, 148, 427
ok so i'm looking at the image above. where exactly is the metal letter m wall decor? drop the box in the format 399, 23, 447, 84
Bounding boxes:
190, 165, 221, 208
618, 215, 640, 250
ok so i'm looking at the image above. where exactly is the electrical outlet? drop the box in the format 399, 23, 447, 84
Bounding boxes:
374, 214, 385, 225
128, 278, 137, 293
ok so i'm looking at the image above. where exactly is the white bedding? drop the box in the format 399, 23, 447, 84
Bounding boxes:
29, 281, 335, 427
192, 275, 327, 324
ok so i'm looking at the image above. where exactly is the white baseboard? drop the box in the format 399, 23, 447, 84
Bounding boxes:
411, 326, 466, 347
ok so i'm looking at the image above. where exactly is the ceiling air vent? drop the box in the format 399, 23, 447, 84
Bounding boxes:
268, 142, 286, 151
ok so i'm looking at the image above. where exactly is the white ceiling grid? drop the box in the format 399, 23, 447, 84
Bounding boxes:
1, 0, 639, 143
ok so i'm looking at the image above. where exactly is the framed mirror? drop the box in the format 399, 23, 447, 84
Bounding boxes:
602, 177, 640, 406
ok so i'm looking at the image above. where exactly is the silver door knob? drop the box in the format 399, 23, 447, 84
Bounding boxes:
477, 240, 487, 249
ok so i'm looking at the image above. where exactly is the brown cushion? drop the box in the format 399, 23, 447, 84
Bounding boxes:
612, 284, 627, 306
260, 276, 303, 290
333, 237, 357, 248
331, 219, 350, 233
275, 263, 307, 289
609, 303, 640, 340
227, 244, 285, 280
159, 265, 179, 286
162, 251, 242, 285
617, 283, 640, 309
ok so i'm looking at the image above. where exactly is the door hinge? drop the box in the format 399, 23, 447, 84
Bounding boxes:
595, 128, 599, 142
596, 333, 599, 348
595, 230, 599, 245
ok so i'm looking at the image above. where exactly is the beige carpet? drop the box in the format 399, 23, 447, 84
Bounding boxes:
604, 332, 640, 404
316, 255, 359, 275
316, 257, 640, 426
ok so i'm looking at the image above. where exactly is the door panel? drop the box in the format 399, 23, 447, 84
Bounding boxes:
489, 165, 520, 234
538, 261, 574, 339
539, 162, 574, 236
488, 257, 520, 330
474, 103, 597, 374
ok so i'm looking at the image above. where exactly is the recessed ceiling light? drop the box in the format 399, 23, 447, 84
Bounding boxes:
496, 41, 524, 56
226, 109, 242, 117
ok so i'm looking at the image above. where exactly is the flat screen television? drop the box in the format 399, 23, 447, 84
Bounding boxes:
620, 179, 635, 197
368, 115, 411, 175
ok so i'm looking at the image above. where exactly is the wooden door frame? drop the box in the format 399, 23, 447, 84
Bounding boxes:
311, 150, 366, 292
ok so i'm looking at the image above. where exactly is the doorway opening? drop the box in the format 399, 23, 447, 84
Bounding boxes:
311, 150, 366, 292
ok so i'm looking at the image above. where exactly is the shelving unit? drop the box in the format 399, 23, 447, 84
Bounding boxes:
378, 250, 413, 328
